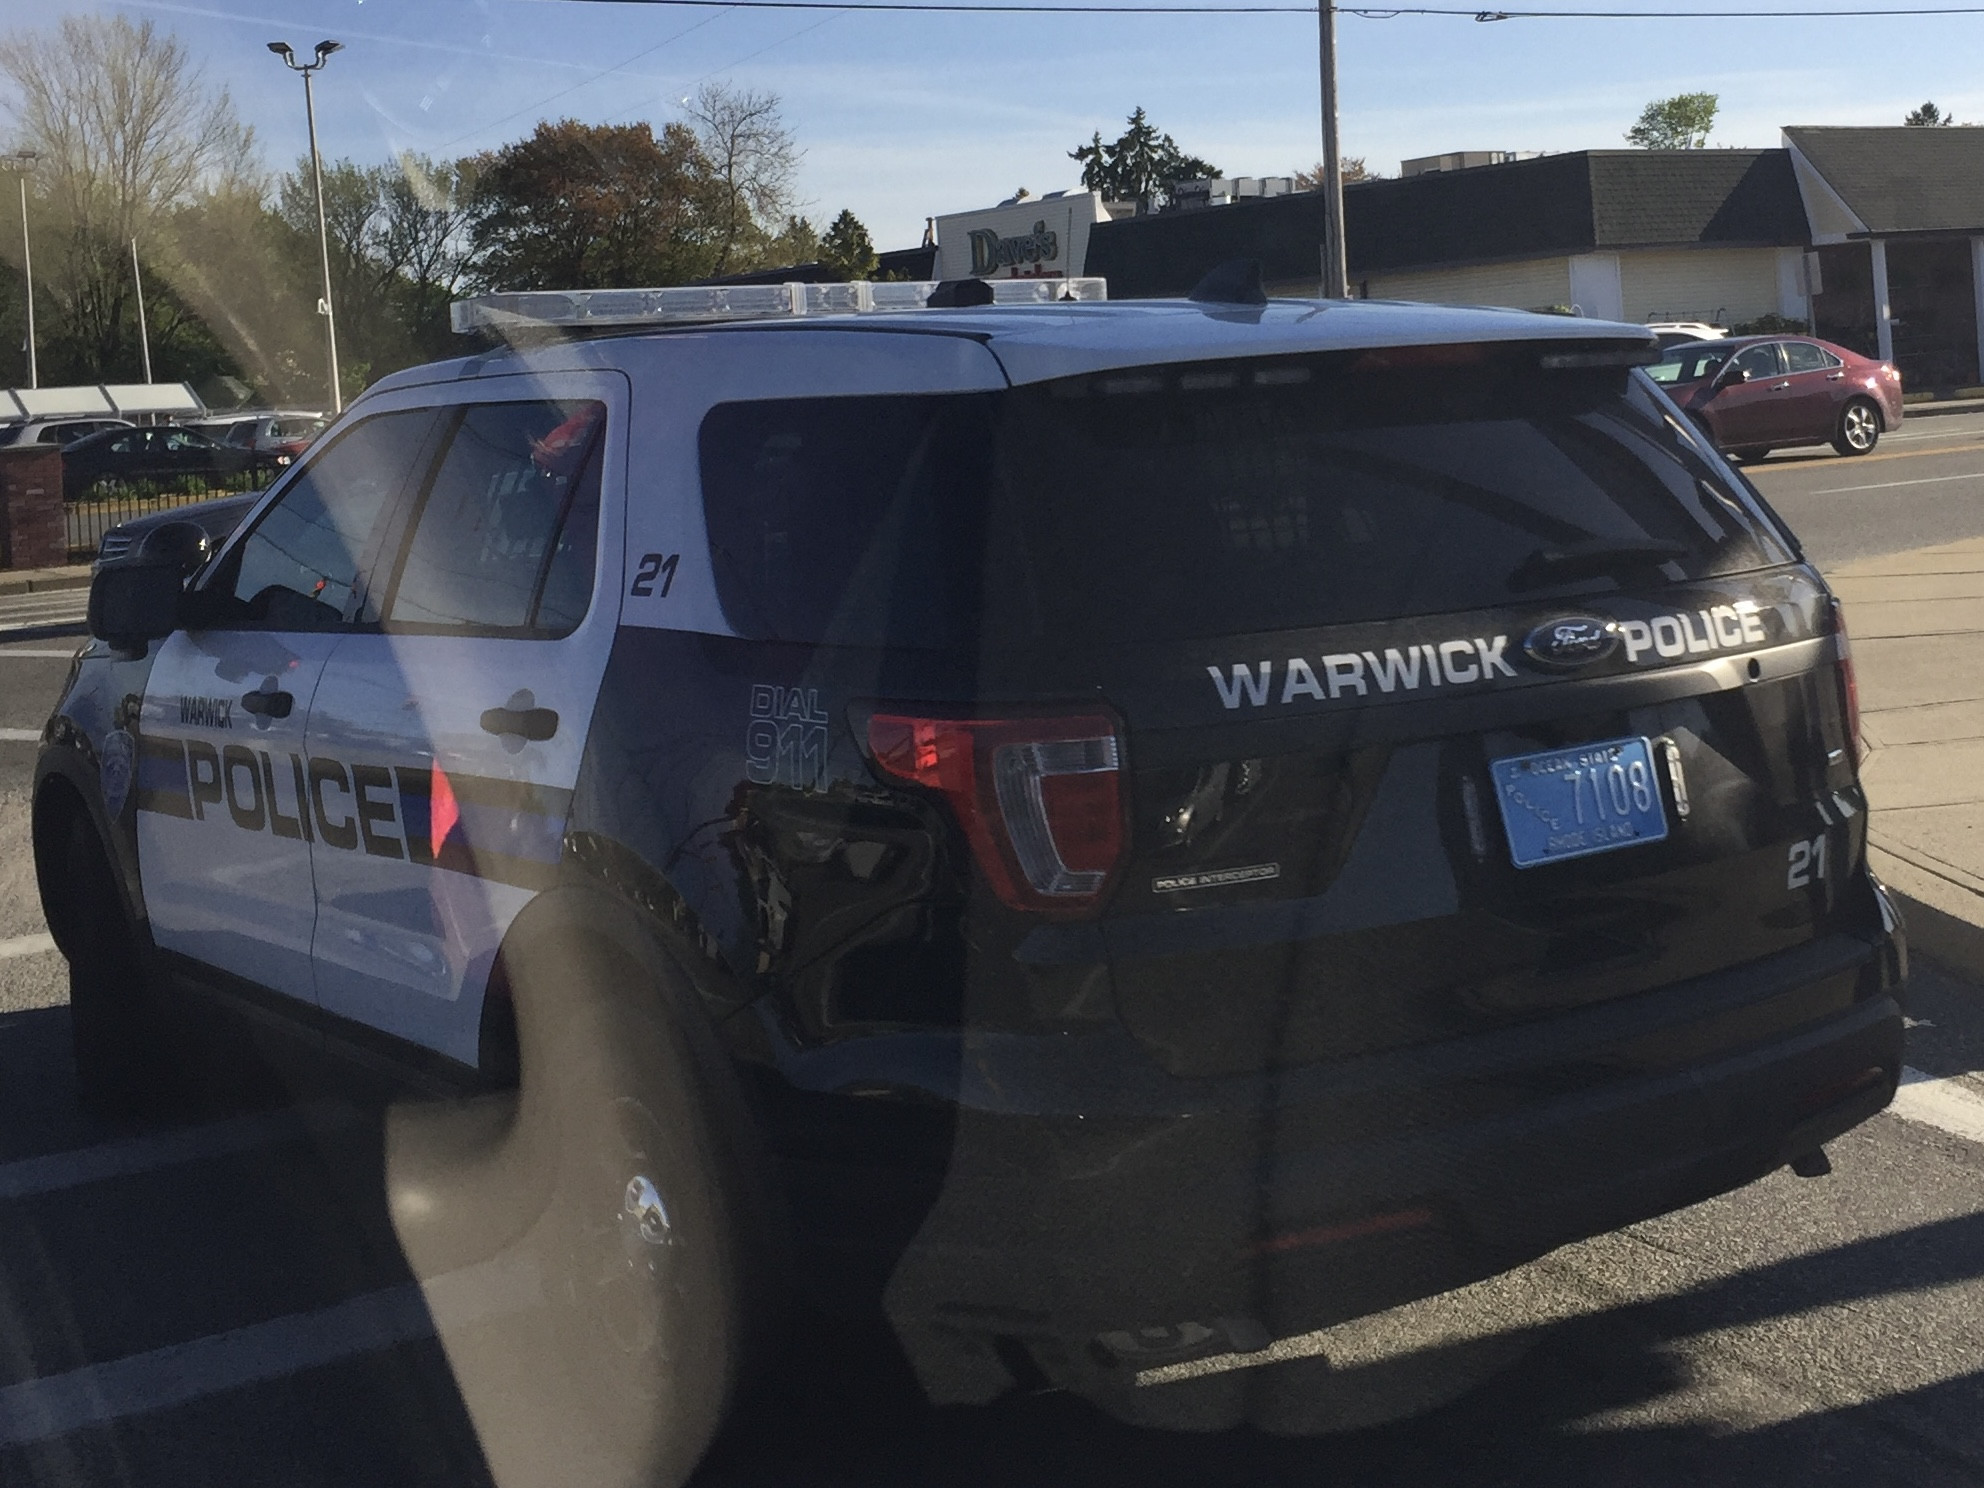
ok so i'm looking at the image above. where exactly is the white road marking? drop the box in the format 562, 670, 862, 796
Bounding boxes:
0, 933, 55, 961
0, 650, 82, 660
1891, 1065, 1984, 1145
0, 729, 42, 743
0, 1250, 539, 1446
1806, 471, 1984, 496
0, 1102, 361, 1203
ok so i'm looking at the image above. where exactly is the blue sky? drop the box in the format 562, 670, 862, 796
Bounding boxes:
18, 0, 1984, 249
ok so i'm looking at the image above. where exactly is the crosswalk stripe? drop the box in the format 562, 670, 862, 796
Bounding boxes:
1892, 1066, 1984, 1145
0, 1102, 361, 1203
0, 1250, 538, 1446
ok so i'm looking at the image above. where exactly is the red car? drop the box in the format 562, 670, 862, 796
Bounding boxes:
1648, 333, 1903, 461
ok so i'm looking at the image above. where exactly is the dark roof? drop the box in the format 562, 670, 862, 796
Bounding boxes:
1785, 126, 1984, 234
1085, 150, 1810, 297
1586, 150, 1807, 248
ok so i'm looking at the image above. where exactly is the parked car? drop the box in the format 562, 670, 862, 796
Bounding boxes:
91, 490, 261, 570
188, 410, 329, 469
0, 417, 133, 450
1646, 320, 1728, 348
60, 424, 260, 499
1648, 333, 1904, 459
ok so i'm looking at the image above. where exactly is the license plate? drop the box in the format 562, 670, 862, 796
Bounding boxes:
1490, 736, 1669, 868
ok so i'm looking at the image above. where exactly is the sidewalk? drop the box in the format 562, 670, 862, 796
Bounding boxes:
1830, 536, 1984, 979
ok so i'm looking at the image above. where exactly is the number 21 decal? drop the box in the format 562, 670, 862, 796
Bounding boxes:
1787, 834, 1828, 890
631, 552, 679, 598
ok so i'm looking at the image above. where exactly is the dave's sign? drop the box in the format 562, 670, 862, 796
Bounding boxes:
935, 192, 1110, 282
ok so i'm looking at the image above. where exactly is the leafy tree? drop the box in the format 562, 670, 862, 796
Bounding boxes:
1069, 108, 1220, 215
1625, 93, 1719, 150
1293, 157, 1377, 189
465, 118, 723, 291
1905, 101, 1957, 126
818, 210, 877, 282
0, 15, 256, 382
684, 82, 798, 277
767, 214, 821, 268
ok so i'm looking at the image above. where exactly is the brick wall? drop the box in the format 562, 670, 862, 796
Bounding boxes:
0, 447, 66, 570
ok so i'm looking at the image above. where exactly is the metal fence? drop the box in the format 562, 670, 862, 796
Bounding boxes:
65, 475, 263, 562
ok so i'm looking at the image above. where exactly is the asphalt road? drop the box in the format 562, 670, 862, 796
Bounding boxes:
0, 416, 1982, 1485
1747, 408, 1984, 568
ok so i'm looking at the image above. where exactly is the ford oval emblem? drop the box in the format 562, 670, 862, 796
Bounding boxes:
1524, 615, 1620, 670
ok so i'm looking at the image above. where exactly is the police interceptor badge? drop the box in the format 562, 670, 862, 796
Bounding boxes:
1153, 863, 1280, 893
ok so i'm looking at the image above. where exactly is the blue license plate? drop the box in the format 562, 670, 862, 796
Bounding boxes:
1490, 736, 1669, 868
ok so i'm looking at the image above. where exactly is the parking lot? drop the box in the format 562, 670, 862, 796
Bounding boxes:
0, 414, 1980, 1486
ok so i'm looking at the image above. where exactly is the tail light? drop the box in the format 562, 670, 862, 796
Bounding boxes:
1830, 598, 1861, 770
866, 711, 1126, 916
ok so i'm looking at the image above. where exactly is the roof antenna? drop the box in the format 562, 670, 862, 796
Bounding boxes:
1188, 259, 1268, 306
925, 278, 996, 308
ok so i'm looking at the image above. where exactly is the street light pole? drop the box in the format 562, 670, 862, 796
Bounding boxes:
1316, 0, 1348, 298
269, 40, 345, 413
2, 152, 38, 388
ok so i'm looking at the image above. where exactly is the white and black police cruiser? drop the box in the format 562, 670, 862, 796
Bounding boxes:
33, 268, 1907, 1485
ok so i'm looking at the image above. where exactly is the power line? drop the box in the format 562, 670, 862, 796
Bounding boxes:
552, 0, 1984, 14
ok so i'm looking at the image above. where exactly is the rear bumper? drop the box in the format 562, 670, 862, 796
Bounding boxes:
785, 919, 1907, 1395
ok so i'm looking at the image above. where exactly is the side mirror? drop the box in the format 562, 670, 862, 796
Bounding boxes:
88, 521, 211, 649
1711, 361, 1752, 390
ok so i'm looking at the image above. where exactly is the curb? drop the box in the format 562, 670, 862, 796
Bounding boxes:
1901, 399, 1984, 420
1871, 845, 1984, 987
0, 570, 92, 598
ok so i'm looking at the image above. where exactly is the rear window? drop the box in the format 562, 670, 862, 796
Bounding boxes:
699, 345, 1795, 650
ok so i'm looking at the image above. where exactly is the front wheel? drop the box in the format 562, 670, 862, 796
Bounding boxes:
1833, 398, 1880, 455
58, 814, 169, 1118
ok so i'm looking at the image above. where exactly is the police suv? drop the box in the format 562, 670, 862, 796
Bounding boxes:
34, 273, 1906, 1485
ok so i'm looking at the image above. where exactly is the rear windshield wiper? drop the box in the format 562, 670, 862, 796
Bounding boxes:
1507, 537, 1690, 592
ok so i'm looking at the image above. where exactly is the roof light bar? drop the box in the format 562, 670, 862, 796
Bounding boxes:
450, 278, 1109, 334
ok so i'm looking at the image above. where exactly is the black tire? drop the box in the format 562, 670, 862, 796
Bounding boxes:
58, 813, 168, 1118
385, 909, 772, 1488
1833, 398, 1880, 456
1732, 447, 1772, 464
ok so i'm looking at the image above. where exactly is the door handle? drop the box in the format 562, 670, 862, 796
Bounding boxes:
1770, 381, 1791, 390
1827, 372, 1846, 380
480, 703, 559, 741
239, 688, 294, 719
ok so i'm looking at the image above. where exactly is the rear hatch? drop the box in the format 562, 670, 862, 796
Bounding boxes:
977, 341, 1865, 1075
700, 338, 1867, 1076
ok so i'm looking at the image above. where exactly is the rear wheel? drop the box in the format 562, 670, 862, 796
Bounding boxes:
385, 915, 770, 1488
1833, 398, 1880, 455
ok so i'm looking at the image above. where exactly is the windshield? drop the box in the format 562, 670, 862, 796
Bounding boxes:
701, 350, 1793, 648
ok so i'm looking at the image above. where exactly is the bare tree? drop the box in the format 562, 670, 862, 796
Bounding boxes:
0, 15, 254, 379
685, 81, 798, 275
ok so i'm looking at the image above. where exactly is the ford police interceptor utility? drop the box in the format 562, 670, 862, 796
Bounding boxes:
33, 273, 1906, 1487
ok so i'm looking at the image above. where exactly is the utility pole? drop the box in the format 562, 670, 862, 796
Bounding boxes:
2, 152, 38, 388
1316, 0, 1348, 298
130, 238, 153, 384
269, 40, 345, 413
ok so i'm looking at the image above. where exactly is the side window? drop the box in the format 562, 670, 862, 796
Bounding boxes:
1782, 341, 1833, 373
1731, 343, 1783, 380
384, 400, 604, 636
108, 434, 136, 454
213, 410, 435, 631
